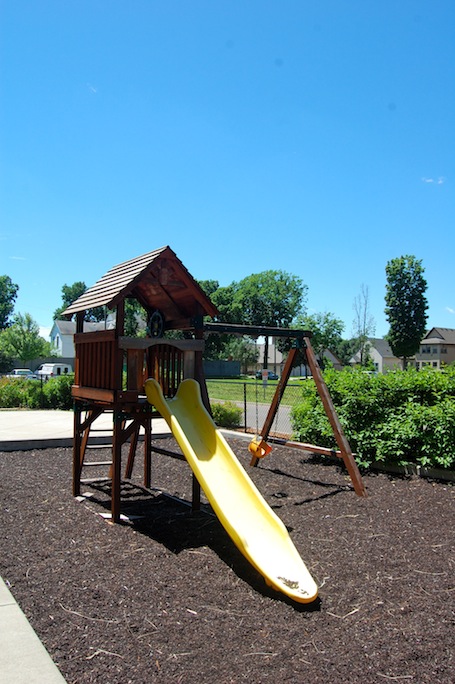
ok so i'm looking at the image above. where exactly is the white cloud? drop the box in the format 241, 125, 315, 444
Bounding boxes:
422, 176, 445, 184
9, 255, 27, 260
446, 307, 455, 315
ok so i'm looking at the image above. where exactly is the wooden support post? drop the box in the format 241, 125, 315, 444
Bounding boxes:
72, 403, 83, 497
124, 425, 140, 479
192, 476, 201, 512
111, 411, 123, 523
303, 336, 367, 497
143, 415, 152, 489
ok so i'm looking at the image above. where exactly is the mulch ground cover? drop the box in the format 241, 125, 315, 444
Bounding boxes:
1, 436, 454, 683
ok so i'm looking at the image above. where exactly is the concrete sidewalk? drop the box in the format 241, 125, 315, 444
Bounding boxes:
0, 409, 171, 682
0, 578, 67, 683
0, 408, 170, 451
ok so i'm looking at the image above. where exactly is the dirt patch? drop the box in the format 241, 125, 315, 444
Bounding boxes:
1, 436, 454, 683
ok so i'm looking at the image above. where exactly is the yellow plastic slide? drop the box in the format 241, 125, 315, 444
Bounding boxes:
145, 378, 318, 604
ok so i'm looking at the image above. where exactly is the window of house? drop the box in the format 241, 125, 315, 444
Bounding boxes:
433, 362, 438, 368
432, 347, 438, 354
441, 347, 447, 354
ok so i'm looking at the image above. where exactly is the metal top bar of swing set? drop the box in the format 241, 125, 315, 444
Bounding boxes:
202, 321, 367, 498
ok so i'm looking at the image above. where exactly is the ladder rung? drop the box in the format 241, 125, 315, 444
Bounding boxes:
83, 461, 112, 467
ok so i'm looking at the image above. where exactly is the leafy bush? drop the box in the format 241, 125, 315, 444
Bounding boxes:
211, 401, 242, 428
291, 366, 455, 470
0, 374, 75, 410
0, 376, 30, 408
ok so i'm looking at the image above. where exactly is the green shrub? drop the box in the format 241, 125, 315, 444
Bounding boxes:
0, 374, 75, 410
291, 366, 455, 470
211, 401, 242, 428
41, 374, 74, 409
0, 377, 29, 408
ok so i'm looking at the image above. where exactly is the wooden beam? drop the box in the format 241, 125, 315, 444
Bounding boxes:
203, 322, 312, 339
303, 336, 367, 497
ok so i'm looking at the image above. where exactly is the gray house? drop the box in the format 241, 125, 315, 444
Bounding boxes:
350, 338, 403, 373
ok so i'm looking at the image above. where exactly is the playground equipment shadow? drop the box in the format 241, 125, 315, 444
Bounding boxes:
0, 409, 171, 683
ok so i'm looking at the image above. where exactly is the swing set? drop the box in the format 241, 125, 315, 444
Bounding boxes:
204, 322, 366, 498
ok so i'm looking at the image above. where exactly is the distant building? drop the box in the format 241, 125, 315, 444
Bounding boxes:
253, 337, 342, 376
415, 328, 455, 369
350, 338, 403, 373
50, 319, 115, 358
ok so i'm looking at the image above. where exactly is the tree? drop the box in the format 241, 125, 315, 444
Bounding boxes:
0, 313, 52, 363
0, 275, 19, 329
225, 337, 259, 375
217, 271, 307, 368
300, 312, 344, 365
385, 255, 428, 368
282, 311, 344, 370
352, 284, 376, 366
54, 281, 105, 322
333, 338, 360, 367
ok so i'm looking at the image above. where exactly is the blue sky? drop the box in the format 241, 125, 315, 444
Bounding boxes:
1, 1, 453, 339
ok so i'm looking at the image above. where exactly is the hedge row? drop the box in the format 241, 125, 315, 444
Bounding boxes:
0, 375, 75, 410
291, 366, 455, 470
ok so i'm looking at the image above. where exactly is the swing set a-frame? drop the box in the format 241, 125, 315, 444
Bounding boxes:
203, 322, 367, 498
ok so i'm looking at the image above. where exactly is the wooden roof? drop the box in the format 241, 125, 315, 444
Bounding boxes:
63, 245, 218, 328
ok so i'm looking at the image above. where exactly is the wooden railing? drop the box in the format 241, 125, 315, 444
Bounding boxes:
74, 331, 118, 390
73, 333, 204, 403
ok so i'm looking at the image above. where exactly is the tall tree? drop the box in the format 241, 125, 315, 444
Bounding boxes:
0, 313, 52, 363
231, 270, 307, 367
0, 275, 19, 329
352, 284, 375, 366
385, 255, 428, 368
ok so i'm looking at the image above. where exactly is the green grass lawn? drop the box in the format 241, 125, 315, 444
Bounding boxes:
206, 378, 304, 406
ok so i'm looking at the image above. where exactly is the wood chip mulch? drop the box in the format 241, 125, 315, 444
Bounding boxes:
1, 436, 454, 683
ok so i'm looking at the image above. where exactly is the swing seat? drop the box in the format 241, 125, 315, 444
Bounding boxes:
248, 436, 273, 459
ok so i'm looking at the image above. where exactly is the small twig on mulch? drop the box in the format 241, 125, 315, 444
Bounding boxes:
59, 603, 120, 624
86, 647, 124, 660
326, 606, 360, 619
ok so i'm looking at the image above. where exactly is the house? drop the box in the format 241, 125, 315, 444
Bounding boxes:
50, 319, 115, 358
415, 328, 455, 369
252, 337, 342, 376
350, 338, 403, 373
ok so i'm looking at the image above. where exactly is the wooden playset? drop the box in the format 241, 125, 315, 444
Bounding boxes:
64, 245, 366, 525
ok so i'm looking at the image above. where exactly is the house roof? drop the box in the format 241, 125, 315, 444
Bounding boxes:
62, 245, 218, 327
368, 338, 396, 357
52, 320, 114, 335
422, 328, 455, 344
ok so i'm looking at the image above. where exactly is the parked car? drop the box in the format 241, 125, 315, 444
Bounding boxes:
36, 362, 73, 380
5, 368, 37, 380
255, 370, 279, 380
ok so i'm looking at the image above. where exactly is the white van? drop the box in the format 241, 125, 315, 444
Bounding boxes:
36, 363, 73, 380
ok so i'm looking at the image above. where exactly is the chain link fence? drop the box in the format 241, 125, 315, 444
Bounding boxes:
206, 379, 304, 440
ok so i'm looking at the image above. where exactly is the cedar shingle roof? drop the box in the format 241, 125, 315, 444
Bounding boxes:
63, 245, 218, 325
